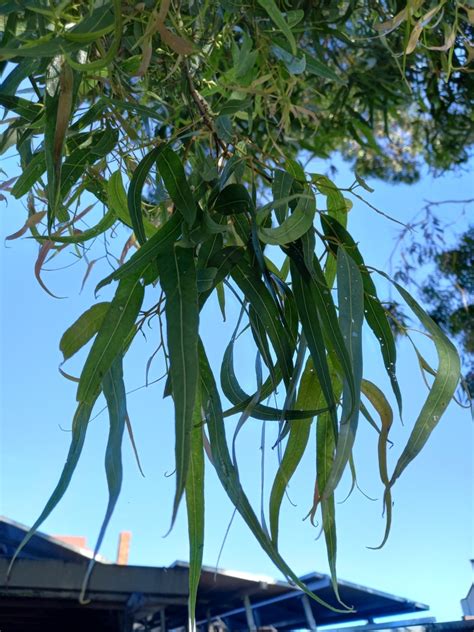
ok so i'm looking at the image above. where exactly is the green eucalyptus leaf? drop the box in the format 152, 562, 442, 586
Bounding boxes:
269, 357, 320, 545
321, 214, 403, 416
77, 274, 145, 404
8, 399, 96, 575
80, 354, 127, 600
186, 389, 205, 627
157, 245, 199, 529
361, 379, 393, 550
214, 183, 253, 215
388, 281, 461, 486
128, 146, 163, 246
257, 0, 297, 55
199, 343, 347, 613
60, 302, 110, 362
0, 94, 42, 120
11, 151, 46, 198
272, 169, 294, 224
157, 145, 197, 225
96, 213, 182, 292
231, 256, 294, 387
258, 188, 315, 245
322, 248, 364, 500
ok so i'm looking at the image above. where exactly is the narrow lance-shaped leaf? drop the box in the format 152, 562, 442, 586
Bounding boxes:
157, 245, 199, 530
45, 209, 116, 244
60, 302, 110, 362
221, 328, 327, 421
66, 0, 123, 72
258, 187, 316, 246
77, 274, 145, 404
387, 279, 461, 486
287, 241, 356, 432
231, 256, 294, 388
361, 379, 394, 550
269, 357, 321, 545
289, 253, 339, 435
312, 361, 343, 601
317, 413, 339, 601
323, 247, 364, 500
257, 0, 297, 54
321, 214, 402, 417
96, 213, 183, 292
128, 146, 163, 245
199, 342, 349, 613
186, 389, 205, 631
272, 169, 294, 224
8, 400, 96, 576
80, 355, 127, 602
157, 145, 197, 225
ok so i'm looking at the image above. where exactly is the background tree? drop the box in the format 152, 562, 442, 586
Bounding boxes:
0, 0, 471, 623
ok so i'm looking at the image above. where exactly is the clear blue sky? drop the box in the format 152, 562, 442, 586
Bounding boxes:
0, 153, 472, 624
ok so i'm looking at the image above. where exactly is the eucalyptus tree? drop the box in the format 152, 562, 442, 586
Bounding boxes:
1, 0, 471, 623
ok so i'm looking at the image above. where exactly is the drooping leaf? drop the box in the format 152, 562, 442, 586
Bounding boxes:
11, 151, 46, 199
128, 146, 163, 245
59, 127, 118, 201
221, 331, 328, 421
60, 302, 110, 362
272, 169, 294, 224
258, 188, 316, 245
213, 183, 253, 215
44, 56, 76, 226
80, 355, 127, 602
388, 281, 461, 486
8, 400, 95, 575
46, 209, 116, 244
321, 214, 402, 416
66, 0, 122, 72
96, 213, 182, 291
322, 248, 364, 500
157, 145, 197, 225
0, 93, 42, 120
77, 274, 145, 404
257, 0, 297, 55
157, 245, 199, 529
269, 357, 321, 545
185, 389, 205, 630
231, 256, 294, 387
199, 342, 348, 613
361, 379, 393, 549
289, 259, 338, 434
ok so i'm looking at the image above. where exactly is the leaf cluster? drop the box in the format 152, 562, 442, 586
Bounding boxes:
0, 1, 467, 624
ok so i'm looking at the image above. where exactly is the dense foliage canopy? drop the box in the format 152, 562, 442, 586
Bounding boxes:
1, 0, 471, 624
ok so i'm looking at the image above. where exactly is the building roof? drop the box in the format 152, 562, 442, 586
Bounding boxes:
164, 562, 429, 630
1, 517, 432, 631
